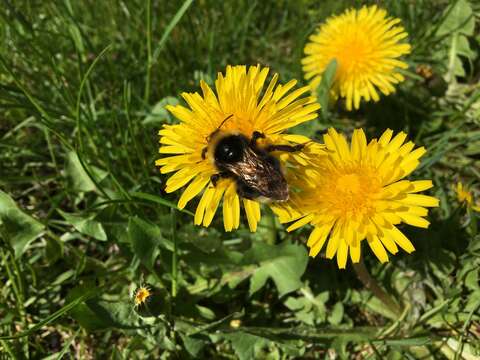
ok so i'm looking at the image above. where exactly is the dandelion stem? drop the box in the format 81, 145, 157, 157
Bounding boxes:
353, 259, 402, 317
266, 209, 277, 245
171, 208, 178, 298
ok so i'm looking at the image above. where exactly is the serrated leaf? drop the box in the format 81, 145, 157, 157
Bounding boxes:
243, 242, 308, 297
58, 210, 107, 241
0, 190, 45, 258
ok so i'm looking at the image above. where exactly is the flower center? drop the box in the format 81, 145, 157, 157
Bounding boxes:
334, 32, 375, 77
336, 173, 361, 193
321, 165, 382, 219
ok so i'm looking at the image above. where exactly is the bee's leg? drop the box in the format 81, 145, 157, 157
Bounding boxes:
210, 172, 231, 186
265, 144, 304, 153
250, 131, 266, 146
201, 147, 208, 160
236, 181, 261, 200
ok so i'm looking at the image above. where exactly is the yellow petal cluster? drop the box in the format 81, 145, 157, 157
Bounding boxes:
156, 65, 320, 232
133, 286, 152, 307
455, 182, 480, 212
302, 5, 411, 110
272, 128, 439, 268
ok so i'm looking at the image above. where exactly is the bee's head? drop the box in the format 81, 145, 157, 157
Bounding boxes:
214, 134, 247, 164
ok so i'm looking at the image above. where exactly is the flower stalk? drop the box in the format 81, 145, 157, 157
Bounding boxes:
353, 258, 402, 317
171, 208, 178, 298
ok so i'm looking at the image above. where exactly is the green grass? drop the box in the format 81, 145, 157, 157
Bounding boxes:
1, 0, 480, 358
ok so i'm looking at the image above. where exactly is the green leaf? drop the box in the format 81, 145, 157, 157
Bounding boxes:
284, 288, 329, 325
327, 302, 344, 325
465, 269, 479, 291
180, 333, 205, 358
65, 151, 107, 192
222, 332, 265, 360
456, 35, 476, 58
316, 58, 337, 119
67, 284, 138, 331
143, 96, 180, 125
70, 299, 138, 331
85, 299, 139, 329
436, 0, 474, 37
195, 305, 216, 320
0, 190, 45, 258
128, 216, 171, 269
436, 0, 475, 82
364, 295, 399, 321
243, 241, 308, 297
45, 236, 63, 264
58, 210, 107, 241
373, 336, 432, 347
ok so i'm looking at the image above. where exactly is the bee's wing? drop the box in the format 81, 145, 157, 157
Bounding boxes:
226, 148, 287, 200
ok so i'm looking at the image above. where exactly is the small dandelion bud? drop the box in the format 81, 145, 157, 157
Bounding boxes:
133, 284, 170, 317
133, 285, 152, 307
229, 319, 242, 328
455, 182, 480, 212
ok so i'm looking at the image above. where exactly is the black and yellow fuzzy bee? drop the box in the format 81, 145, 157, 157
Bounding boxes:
202, 115, 304, 202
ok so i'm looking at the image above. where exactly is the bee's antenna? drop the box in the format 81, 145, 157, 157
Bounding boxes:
205, 114, 234, 143
217, 114, 234, 130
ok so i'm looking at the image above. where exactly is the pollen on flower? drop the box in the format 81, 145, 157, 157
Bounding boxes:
326, 168, 382, 219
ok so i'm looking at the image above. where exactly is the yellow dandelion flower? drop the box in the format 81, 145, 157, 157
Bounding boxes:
302, 5, 411, 110
455, 182, 480, 212
156, 65, 320, 232
133, 285, 152, 307
272, 128, 439, 269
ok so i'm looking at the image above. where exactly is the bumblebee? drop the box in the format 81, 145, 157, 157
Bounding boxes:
202, 115, 303, 202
